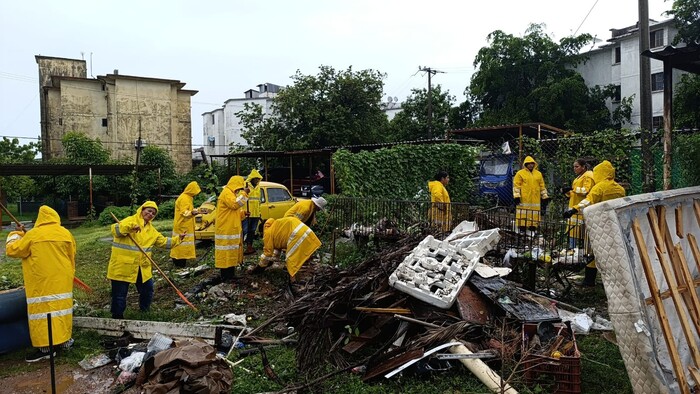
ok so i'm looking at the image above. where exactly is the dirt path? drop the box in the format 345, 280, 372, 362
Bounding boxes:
0, 363, 138, 394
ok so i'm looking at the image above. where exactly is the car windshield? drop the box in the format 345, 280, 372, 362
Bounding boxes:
267, 187, 292, 203
481, 157, 510, 176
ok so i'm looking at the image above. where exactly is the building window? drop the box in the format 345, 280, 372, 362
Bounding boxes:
650, 29, 664, 48
58, 118, 63, 126
614, 47, 621, 64
613, 85, 621, 103
651, 73, 664, 91
212, 115, 215, 125
652, 116, 664, 131
102, 118, 108, 127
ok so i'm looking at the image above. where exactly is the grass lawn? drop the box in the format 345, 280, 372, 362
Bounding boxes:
0, 220, 632, 393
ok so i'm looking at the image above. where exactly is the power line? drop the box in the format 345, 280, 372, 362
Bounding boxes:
573, 0, 600, 36
418, 66, 446, 137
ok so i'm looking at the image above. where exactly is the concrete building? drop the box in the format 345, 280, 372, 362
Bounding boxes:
576, 19, 686, 130
202, 83, 280, 160
36, 55, 197, 173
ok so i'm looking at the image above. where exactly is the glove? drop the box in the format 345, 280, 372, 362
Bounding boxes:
561, 186, 572, 196
541, 198, 550, 212
5, 231, 24, 245
563, 208, 578, 219
513, 197, 521, 206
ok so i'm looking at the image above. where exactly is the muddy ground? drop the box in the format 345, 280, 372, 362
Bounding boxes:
0, 362, 138, 394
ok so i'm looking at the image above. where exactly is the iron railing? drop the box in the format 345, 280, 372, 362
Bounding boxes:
326, 197, 475, 239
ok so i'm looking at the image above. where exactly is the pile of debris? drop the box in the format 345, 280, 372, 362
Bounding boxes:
269, 221, 610, 393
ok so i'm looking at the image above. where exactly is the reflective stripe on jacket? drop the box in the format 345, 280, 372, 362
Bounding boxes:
284, 200, 316, 224
246, 169, 263, 218
215, 176, 248, 269
260, 217, 321, 277
5, 206, 76, 347
170, 181, 201, 260
513, 156, 549, 227
108, 201, 178, 283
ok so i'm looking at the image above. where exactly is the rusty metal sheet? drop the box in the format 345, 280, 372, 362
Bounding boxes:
456, 285, 489, 324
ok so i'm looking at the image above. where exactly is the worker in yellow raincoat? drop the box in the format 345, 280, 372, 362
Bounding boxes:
170, 181, 205, 267
513, 156, 549, 232
564, 160, 626, 286
249, 217, 321, 279
5, 205, 76, 362
428, 171, 451, 232
243, 169, 263, 255
284, 196, 327, 226
108, 201, 182, 319
215, 175, 248, 281
564, 158, 595, 248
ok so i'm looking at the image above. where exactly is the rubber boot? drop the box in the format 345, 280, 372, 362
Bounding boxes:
244, 243, 255, 255
578, 266, 597, 287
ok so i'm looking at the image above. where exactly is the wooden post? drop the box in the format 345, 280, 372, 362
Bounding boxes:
632, 218, 690, 393
676, 205, 684, 239
663, 60, 673, 191
648, 208, 700, 329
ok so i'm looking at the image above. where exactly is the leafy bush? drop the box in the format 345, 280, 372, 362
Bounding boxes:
156, 199, 176, 221
333, 143, 480, 201
97, 206, 134, 225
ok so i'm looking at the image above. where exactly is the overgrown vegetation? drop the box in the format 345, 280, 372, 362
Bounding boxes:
333, 143, 480, 201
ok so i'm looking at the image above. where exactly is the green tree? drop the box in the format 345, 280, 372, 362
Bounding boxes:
0, 137, 39, 202
389, 86, 455, 141
469, 24, 626, 131
131, 145, 178, 203
238, 102, 278, 151
673, 74, 700, 129
668, 0, 700, 45
238, 65, 389, 150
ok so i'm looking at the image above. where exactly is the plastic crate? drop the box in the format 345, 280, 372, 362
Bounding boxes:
521, 323, 581, 394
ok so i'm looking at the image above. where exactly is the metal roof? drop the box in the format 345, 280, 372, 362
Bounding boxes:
642, 44, 700, 74
0, 164, 159, 176
448, 123, 572, 141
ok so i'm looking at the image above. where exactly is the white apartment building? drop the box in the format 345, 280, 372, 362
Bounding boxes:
576, 19, 686, 130
202, 83, 281, 160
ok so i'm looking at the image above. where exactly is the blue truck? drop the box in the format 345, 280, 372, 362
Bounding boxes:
478, 154, 517, 206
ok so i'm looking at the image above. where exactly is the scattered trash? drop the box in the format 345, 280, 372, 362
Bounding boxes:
118, 351, 145, 373
78, 353, 112, 370
146, 333, 173, 353
222, 313, 247, 326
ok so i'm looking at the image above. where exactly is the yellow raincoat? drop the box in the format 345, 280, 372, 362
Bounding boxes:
575, 160, 626, 268
246, 169, 263, 219
567, 170, 595, 239
258, 217, 321, 277
284, 200, 316, 225
428, 180, 451, 232
215, 176, 248, 268
575, 161, 625, 211
108, 201, 179, 283
513, 156, 549, 228
170, 181, 201, 260
5, 206, 76, 347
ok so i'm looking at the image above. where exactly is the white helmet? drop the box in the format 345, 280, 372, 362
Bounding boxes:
311, 196, 327, 211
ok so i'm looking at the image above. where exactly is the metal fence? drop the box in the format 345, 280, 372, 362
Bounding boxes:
326, 197, 475, 239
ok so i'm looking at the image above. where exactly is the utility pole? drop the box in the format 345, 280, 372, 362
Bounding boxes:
419, 66, 445, 138
638, 0, 655, 192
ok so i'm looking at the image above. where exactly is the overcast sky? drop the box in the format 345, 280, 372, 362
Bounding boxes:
0, 0, 671, 149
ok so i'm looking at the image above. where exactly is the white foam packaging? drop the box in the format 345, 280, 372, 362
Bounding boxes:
389, 235, 480, 309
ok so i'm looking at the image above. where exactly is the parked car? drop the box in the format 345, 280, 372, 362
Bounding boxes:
479, 154, 517, 206
194, 181, 297, 240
